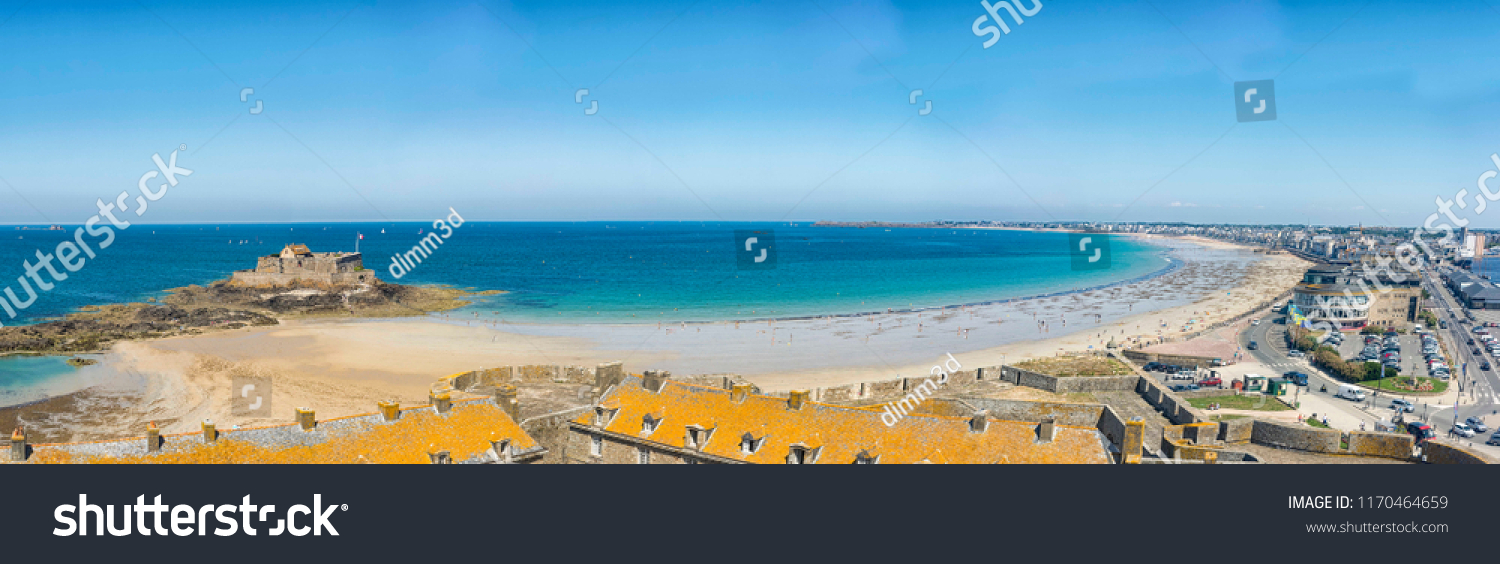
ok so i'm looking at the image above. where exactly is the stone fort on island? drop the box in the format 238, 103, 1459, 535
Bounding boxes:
230, 244, 377, 286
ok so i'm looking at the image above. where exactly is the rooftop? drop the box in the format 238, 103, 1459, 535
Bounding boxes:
24, 398, 538, 464
575, 376, 1112, 464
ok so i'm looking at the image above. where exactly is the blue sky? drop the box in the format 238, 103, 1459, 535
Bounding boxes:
3, 0, 1500, 226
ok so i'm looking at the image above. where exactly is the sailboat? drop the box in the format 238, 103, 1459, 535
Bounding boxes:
381, 228, 385, 234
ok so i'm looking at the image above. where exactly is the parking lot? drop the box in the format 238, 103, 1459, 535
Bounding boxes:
1138, 362, 1232, 393
1333, 332, 1442, 379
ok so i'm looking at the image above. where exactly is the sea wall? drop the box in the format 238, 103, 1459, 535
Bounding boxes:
1249, 420, 1341, 454
1346, 431, 1414, 459
1423, 440, 1492, 464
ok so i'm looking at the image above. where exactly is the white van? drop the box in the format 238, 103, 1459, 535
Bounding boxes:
1336, 383, 1366, 401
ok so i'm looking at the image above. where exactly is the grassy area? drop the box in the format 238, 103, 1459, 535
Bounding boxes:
1186, 395, 1291, 411
1211, 414, 1248, 421
1305, 418, 1331, 428
1366, 376, 1449, 395
1013, 355, 1134, 376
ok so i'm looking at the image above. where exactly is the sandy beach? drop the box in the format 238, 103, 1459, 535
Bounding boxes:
20, 235, 1308, 440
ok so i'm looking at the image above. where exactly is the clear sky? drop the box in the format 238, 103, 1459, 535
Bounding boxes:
2, 0, 1500, 226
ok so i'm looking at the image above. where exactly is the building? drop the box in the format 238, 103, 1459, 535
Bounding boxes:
14, 396, 543, 464
1291, 263, 1420, 330
565, 372, 1113, 464
1445, 270, 1500, 311
230, 243, 377, 286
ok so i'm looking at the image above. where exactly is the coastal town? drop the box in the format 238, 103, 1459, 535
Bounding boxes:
0, 224, 1494, 465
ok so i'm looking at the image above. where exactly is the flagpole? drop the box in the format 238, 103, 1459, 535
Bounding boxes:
356, 232, 360, 254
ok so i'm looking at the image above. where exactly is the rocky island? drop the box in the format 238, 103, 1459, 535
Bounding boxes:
0, 244, 495, 355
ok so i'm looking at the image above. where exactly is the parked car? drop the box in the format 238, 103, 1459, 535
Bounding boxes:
1170, 384, 1188, 392
1248, 341, 1258, 350
1407, 422, 1436, 443
1186, 384, 1200, 391
1198, 376, 1222, 387
1465, 416, 1489, 433
1143, 362, 1163, 372
1453, 423, 1476, 438
1390, 399, 1415, 413
1288, 350, 1306, 359
1251, 318, 1261, 326
1488, 432, 1500, 446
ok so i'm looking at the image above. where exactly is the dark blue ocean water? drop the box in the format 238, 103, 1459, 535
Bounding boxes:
0, 222, 1165, 326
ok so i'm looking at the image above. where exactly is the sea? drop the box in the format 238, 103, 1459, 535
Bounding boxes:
0, 222, 1171, 396
0, 222, 1167, 324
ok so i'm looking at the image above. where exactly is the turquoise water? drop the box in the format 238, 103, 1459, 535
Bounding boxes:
0, 222, 1168, 325
0, 356, 90, 405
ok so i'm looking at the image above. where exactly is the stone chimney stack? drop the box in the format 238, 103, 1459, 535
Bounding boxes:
1036, 419, 1057, 444
296, 408, 316, 431
787, 390, 810, 410
641, 371, 670, 393
202, 420, 217, 444
146, 421, 161, 453
379, 400, 400, 422
969, 411, 989, 433
1123, 417, 1145, 464
427, 444, 450, 464
495, 384, 520, 422
9, 427, 25, 462
593, 361, 624, 398
430, 391, 453, 414
730, 383, 752, 403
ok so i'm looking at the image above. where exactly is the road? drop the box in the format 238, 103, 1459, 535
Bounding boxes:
1240, 315, 1376, 427
1419, 270, 1500, 452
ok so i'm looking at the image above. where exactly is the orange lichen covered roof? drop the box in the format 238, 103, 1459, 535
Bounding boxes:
34, 399, 535, 464
282, 244, 313, 256
573, 379, 1110, 464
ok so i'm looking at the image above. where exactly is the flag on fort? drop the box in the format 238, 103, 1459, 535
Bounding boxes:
359, 233, 364, 240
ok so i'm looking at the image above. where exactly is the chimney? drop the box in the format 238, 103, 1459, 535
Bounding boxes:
495, 384, 520, 422
378, 400, 400, 422
202, 420, 217, 444
431, 391, 452, 414
1036, 419, 1057, 444
730, 383, 752, 403
594, 361, 623, 396
969, 411, 989, 433
642, 371, 670, 393
1122, 417, 1145, 464
9, 427, 25, 462
146, 421, 161, 453
296, 408, 316, 431
788, 390, 810, 410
